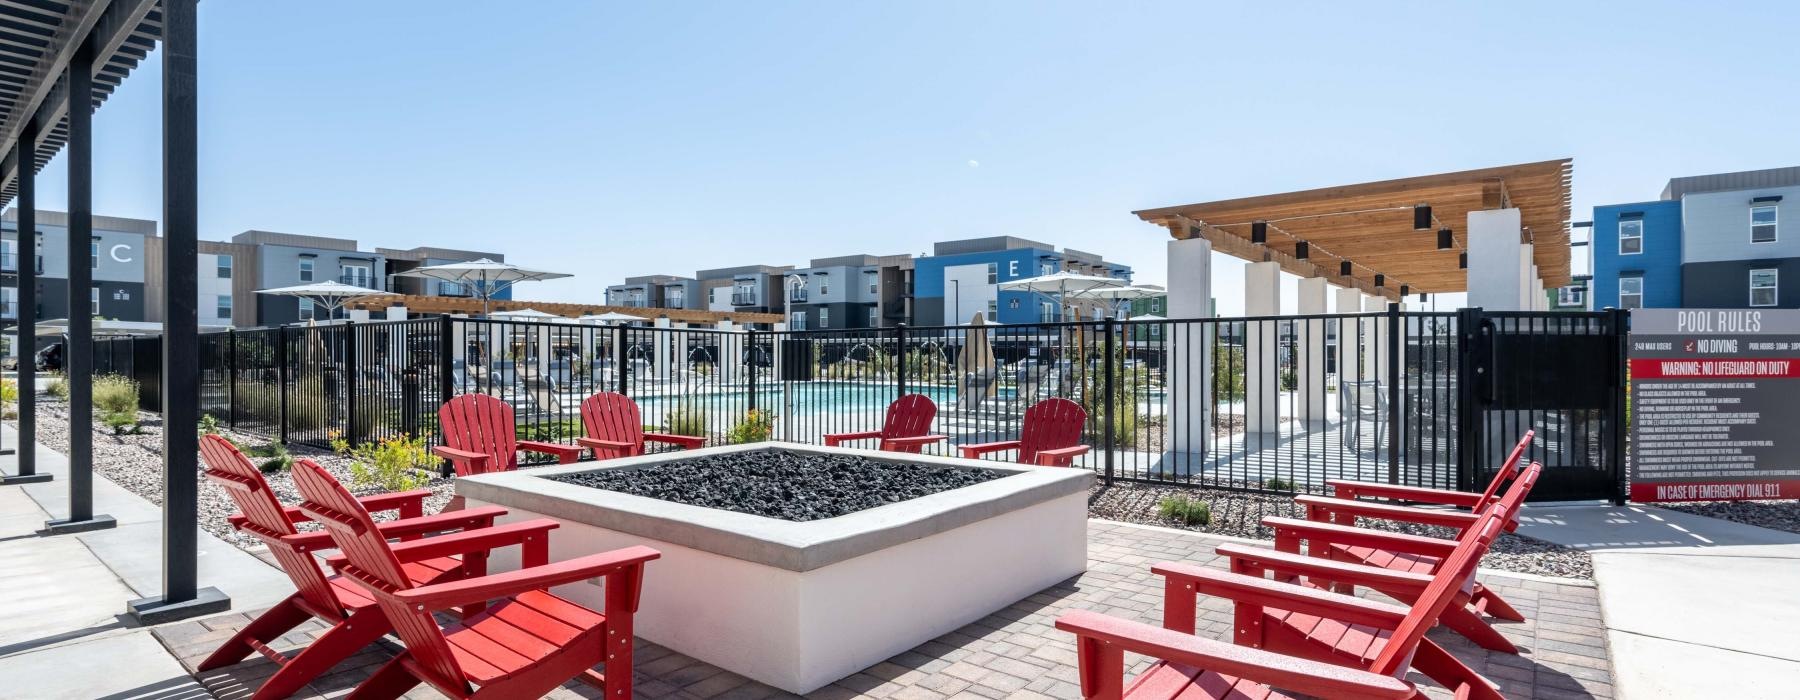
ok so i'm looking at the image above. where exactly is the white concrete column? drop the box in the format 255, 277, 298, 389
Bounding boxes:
1335, 286, 1363, 391
1244, 261, 1280, 434
1296, 277, 1328, 427
384, 305, 407, 321
347, 309, 371, 322
653, 317, 672, 382
1467, 208, 1526, 310
1362, 294, 1387, 384
1165, 237, 1212, 457
717, 320, 742, 384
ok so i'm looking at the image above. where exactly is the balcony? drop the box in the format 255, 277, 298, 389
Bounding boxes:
339, 273, 376, 289
787, 287, 808, 303
731, 291, 758, 306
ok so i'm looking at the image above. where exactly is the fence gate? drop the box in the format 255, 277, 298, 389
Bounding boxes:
1459, 308, 1627, 502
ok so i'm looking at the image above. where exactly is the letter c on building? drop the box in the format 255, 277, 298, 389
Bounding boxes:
110, 244, 133, 263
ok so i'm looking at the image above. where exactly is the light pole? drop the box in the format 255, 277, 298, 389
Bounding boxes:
952, 279, 960, 325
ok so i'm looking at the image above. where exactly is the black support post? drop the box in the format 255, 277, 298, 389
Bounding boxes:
1611, 307, 1629, 506
614, 325, 628, 396
276, 324, 289, 444
227, 329, 237, 429
745, 328, 758, 412
1102, 317, 1116, 485
437, 314, 453, 477
894, 323, 907, 397
343, 321, 358, 444
1385, 302, 1401, 485
44, 38, 114, 535
128, 0, 229, 623
1, 124, 49, 485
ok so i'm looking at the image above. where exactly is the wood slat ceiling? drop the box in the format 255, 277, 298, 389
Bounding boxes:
1133, 159, 1574, 295
0, 0, 165, 209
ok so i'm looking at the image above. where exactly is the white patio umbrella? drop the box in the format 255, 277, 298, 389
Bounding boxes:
956, 313, 998, 411
1072, 285, 1166, 320
579, 311, 645, 324
254, 280, 386, 320
997, 271, 1125, 322
391, 258, 571, 316
487, 308, 562, 319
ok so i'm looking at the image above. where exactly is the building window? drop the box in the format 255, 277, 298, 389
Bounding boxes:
865, 270, 878, 294
1618, 219, 1643, 255
90, 241, 98, 269
91, 286, 100, 316
1040, 301, 1055, 323
818, 308, 830, 328
1750, 269, 1778, 307
986, 300, 997, 321
1618, 276, 1643, 309
1040, 261, 1055, 276
0, 239, 13, 271
986, 263, 998, 284
819, 275, 830, 296
1752, 205, 1778, 243
0, 286, 15, 319
341, 263, 372, 288
1557, 286, 1585, 307
298, 298, 316, 321
299, 258, 315, 282
216, 294, 233, 320
789, 311, 806, 331
868, 306, 879, 326
667, 288, 685, 307
439, 280, 465, 296
216, 254, 232, 279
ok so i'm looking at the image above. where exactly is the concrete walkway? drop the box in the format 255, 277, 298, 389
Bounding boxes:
0, 424, 290, 699
1518, 503, 1800, 699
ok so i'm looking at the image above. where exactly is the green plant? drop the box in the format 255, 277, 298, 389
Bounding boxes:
518, 420, 582, 442
103, 410, 139, 435
251, 443, 293, 473
1212, 344, 1246, 401
1157, 495, 1211, 526
46, 374, 69, 400
0, 377, 17, 405
346, 433, 434, 492
726, 409, 775, 445
198, 413, 222, 437
1264, 477, 1295, 492
663, 403, 708, 438
93, 374, 140, 416
1280, 367, 1297, 392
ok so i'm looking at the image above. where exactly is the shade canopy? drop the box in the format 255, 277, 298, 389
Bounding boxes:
579, 312, 646, 324
1134, 159, 1573, 296
391, 258, 571, 315
1073, 284, 1165, 301
488, 307, 562, 319
997, 271, 1126, 296
254, 281, 386, 313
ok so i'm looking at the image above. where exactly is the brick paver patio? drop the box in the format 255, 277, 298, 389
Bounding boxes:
154, 521, 1614, 699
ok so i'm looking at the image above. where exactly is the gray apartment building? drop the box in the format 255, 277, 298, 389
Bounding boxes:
604, 274, 701, 310
379, 246, 506, 299
2, 209, 158, 322
693, 264, 795, 317
784, 254, 915, 330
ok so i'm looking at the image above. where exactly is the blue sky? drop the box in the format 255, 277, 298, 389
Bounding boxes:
25, 1, 1800, 314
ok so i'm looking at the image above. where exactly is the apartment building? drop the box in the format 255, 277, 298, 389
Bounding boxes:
2, 209, 158, 322
379, 246, 511, 300
912, 236, 1132, 326
604, 274, 700, 310
1592, 166, 1798, 309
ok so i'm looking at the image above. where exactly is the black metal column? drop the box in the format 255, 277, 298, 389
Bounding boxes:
1385, 302, 1401, 485
128, 0, 229, 622
44, 38, 114, 534
1, 123, 49, 485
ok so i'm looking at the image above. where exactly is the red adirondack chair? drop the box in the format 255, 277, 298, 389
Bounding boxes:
1324, 429, 1535, 512
197, 435, 510, 700
433, 394, 584, 477
289, 458, 661, 700
576, 391, 706, 459
1055, 506, 1510, 700
823, 393, 948, 453
958, 397, 1091, 466
1274, 460, 1545, 653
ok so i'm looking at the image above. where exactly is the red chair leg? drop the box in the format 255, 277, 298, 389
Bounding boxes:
1472, 583, 1526, 622
1439, 604, 1521, 654
197, 596, 311, 672
1410, 639, 1505, 700
345, 656, 421, 700
252, 607, 390, 700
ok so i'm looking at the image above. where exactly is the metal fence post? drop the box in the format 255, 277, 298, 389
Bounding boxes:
1102, 317, 1116, 485
343, 321, 358, 446
1455, 307, 1481, 492
1611, 307, 1630, 506
438, 314, 454, 404
614, 324, 629, 396
895, 323, 908, 397
1386, 302, 1401, 485
746, 327, 759, 412
277, 324, 289, 445
227, 328, 237, 429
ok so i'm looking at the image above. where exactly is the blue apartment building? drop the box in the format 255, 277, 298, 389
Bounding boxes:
1591, 166, 1798, 310
912, 237, 1131, 326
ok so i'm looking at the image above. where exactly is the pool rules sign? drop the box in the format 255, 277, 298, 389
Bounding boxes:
1629, 308, 1800, 502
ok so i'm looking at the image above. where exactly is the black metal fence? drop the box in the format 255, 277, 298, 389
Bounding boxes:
83, 309, 1621, 500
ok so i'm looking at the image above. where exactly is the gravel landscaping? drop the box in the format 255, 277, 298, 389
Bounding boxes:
1657, 499, 1800, 535
547, 448, 1001, 521
12, 395, 455, 551
1088, 480, 1594, 580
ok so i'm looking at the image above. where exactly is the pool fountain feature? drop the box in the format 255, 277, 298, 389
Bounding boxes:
458, 443, 1090, 693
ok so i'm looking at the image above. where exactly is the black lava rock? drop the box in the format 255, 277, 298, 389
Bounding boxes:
543, 449, 1002, 521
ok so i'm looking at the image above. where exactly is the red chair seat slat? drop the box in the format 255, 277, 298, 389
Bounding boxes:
1334, 543, 1439, 575
1124, 662, 1292, 700
444, 591, 607, 683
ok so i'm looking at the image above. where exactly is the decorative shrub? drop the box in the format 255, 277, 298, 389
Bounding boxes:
93, 374, 141, 416
0, 377, 17, 405
518, 420, 582, 442
664, 403, 708, 438
197, 413, 222, 436
103, 410, 142, 435
726, 409, 775, 445
1156, 495, 1211, 526
251, 442, 293, 474
1264, 477, 1295, 492
46, 374, 69, 401
346, 433, 434, 493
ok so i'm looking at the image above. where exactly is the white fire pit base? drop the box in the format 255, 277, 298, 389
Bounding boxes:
458, 443, 1090, 694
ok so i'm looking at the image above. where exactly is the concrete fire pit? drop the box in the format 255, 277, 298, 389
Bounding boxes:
457, 443, 1091, 693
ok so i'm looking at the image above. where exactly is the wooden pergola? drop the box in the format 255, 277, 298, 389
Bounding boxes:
348, 293, 786, 326
1133, 159, 1573, 300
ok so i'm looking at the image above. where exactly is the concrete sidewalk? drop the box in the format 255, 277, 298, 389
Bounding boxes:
0, 424, 290, 698
1518, 503, 1800, 699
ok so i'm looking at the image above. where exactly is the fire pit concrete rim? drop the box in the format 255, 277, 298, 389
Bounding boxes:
456, 442, 1092, 571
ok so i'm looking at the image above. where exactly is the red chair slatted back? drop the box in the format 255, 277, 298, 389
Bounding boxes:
881, 394, 938, 441
438, 393, 520, 475
1017, 398, 1086, 464
1478, 430, 1537, 506
1370, 504, 1509, 677
200, 435, 344, 618
581, 392, 646, 455
291, 459, 467, 691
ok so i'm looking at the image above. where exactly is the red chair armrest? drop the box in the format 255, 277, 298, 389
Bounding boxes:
355, 488, 433, 514
644, 433, 707, 449
958, 440, 1021, 459
1055, 610, 1415, 700
576, 437, 637, 459
1034, 444, 1091, 466
1326, 479, 1487, 509
373, 505, 505, 540
1263, 517, 1459, 558
397, 545, 662, 611
1152, 562, 1411, 630
380, 519, 560, 563
883, 434, 948, 447
1214, 543, 1434, 594
822, 430, 883, 447
517, 440, 584, 464
1295, 495, 1482, 532
432, 445, 491, 473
